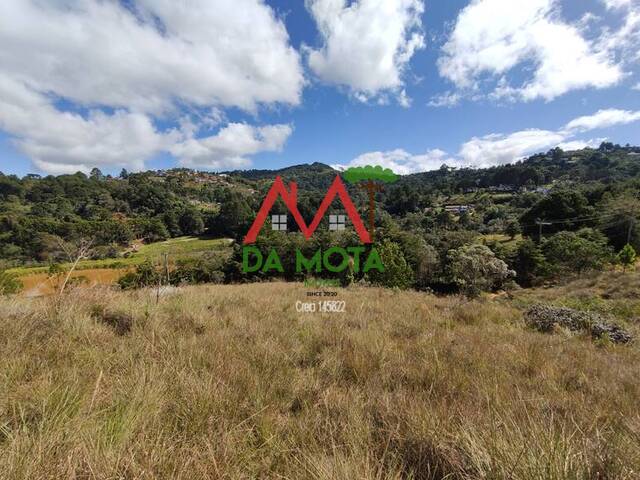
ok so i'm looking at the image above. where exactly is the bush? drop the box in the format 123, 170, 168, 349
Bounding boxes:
524, 304, 633, 344
118, 261, 162, 290
616, 244, 637, 272
0, 270, 22, 294
172, 254, 226, 285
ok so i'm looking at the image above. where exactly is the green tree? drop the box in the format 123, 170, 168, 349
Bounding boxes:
598, 193, 640, 251
179, 208, 205, 236
505, 219, 521, 240
617, 244, 637, 272
542, 228, 612, 276
210, 191, 254, 240
343, 165, 398, 240
367, 240, 413, 289
90, 167, 104, 181
448, 244, 514, 297
510, 239, 548, 287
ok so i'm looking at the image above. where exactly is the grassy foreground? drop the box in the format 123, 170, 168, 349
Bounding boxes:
1, 284, 639, 479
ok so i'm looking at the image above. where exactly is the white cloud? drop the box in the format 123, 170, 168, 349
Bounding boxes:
564, 108, 640, 132
0, 77, 173, 175
171, 123, 293, 170
437, 0, 623, 102
601, 0, 634, 10
557, 138, 606, 150
305, 0, 425, 105
333, 148, 454, 175
458, 129, 566, 167
0, 0, 303, 114
0, 0, 303, 173
634, 82, 640, 90
340, 107, 640, 174
428, 91, 462, 108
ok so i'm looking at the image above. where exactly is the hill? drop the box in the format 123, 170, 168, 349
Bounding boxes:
1, 142, 639, 298
1, 281, 638, 479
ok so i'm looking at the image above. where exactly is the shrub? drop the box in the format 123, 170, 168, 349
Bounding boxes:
524, 304, 633, 344
117, 261, 162, 290
0, 270, 22, 294
172, 254, 226, 285
617, 244, 637, 272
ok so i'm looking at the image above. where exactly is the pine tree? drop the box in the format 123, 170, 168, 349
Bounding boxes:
617, 244, 637, 273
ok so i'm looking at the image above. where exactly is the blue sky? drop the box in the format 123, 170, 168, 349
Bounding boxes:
0, 0, 639, 177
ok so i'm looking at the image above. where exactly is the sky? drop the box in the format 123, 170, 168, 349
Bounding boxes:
0, 0, 639, 177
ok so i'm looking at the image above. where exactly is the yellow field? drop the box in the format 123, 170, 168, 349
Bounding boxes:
18, 268, 130, 297
1, 283, 638, 479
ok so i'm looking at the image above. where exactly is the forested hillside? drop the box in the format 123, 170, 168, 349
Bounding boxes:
1, 142, 639, 294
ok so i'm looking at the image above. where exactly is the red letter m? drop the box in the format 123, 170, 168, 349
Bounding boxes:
243, 176, 371, 244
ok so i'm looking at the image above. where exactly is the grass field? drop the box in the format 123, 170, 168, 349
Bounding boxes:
512, 269, 640, 322
1, 282, 638, 479
7, 236, 231, 277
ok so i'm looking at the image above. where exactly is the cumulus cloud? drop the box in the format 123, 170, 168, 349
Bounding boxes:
0, 0, 303, 173
305, 0, 425, 105
339, 108, 640, 174
0, 77, 173, 175
171, 123, 293, 170
601, 0, 635, 9
0, 0, 303, 114
557, 138, 606, 150
333, 148, 454, 175
458, 130, 566, 167
564, 108, 640, 132
437, 0, 623, 103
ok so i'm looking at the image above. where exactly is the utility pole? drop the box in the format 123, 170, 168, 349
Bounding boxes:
628, 216, 635, 245
536, 218, 552, 242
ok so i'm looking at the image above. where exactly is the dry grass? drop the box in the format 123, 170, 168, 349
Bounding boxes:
512, 269, 640, 323
1, 283, 639, 479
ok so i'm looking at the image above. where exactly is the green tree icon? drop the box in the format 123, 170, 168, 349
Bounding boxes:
343, 165, 399, 241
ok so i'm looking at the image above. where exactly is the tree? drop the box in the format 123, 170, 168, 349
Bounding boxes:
597, 193, 640, 251
90, 168, 104, 181
448, 244, 514, 297
505, 219, 521, 240
179, 208, 205, 236
520, 190, 592, 238
617, 244, 637, 273
343, 165, 398, 241
510, 239, 548, 287
542, 228, 612, 275
210, 191, 254, 239
367, 240, 414, 289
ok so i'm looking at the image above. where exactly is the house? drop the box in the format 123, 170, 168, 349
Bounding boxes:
444, 205, 473, 214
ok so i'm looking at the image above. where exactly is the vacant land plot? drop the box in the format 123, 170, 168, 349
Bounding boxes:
1, 283, 638, 479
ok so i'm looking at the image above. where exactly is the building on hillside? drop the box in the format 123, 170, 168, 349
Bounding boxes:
444, 205, 473, 214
